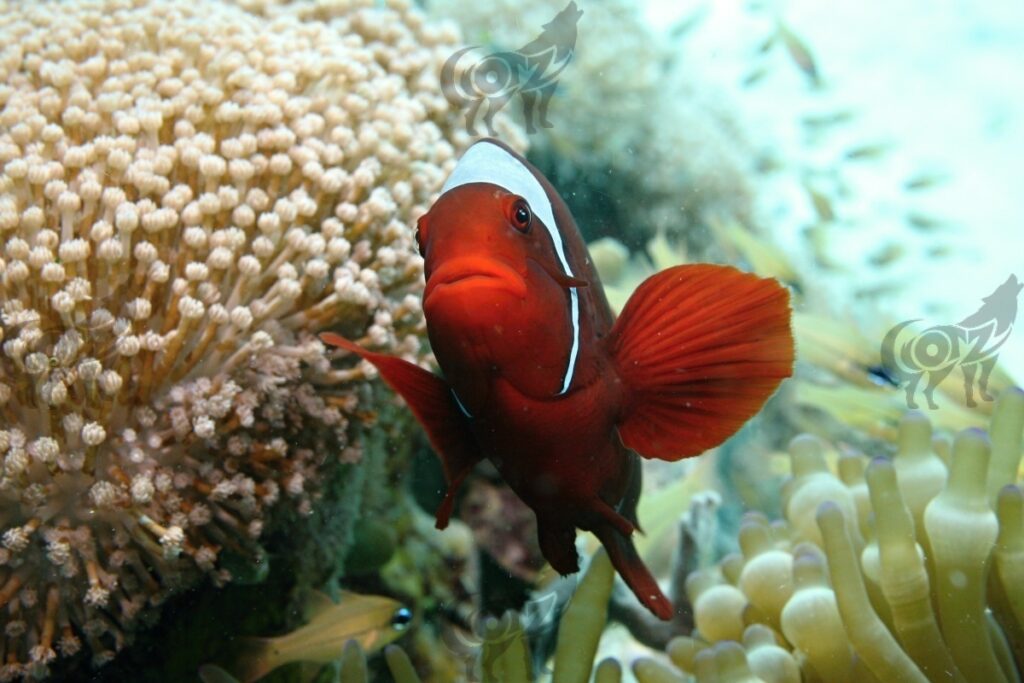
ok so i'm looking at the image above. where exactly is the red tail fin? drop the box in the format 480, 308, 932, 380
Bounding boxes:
609, 264, 793, 461
320, 333, 480, 528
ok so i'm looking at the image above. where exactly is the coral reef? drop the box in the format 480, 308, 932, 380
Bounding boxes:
0, 0, 511, 677
664, 389, 1024, 683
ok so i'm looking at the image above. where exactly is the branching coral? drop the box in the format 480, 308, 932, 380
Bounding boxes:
661, 388, 1024, 683
0, 0, 512, 677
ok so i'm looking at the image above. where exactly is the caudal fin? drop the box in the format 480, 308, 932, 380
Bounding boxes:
320, 333, 481, 528
609, 264, 793, 461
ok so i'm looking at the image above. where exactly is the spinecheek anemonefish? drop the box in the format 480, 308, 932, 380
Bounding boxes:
322, 139, 794, 620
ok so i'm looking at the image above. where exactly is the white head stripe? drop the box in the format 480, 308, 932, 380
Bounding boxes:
441, 141, 573, 277
441, 141, 581, 395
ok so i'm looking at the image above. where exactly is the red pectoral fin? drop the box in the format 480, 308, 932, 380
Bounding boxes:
321, 333, 480, 527
609, 264, 793, 461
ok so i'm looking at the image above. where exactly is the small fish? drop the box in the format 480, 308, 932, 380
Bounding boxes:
323, 139, 793, 620
795, 312, 893, 389
801, 109, 856, 130
742, 65, 770, 88
903, 170, 949, 192
854, 281, 904, 299
756, 32, 777, 54
927, 244, 953, 258
844, 142, 894, 161
865, 364, 900, 388
868, 243, 905, 267
906, 212, 952, 232
804, 183, 836, 222
777, 23, 821, 86
224, 591, 411, 682
668, 4, 709, 41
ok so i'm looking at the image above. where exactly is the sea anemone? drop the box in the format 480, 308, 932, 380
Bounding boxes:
666, 389, 1024, 683
0, 0, 515, 677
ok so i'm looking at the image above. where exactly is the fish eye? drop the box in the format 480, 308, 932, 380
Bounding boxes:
390, 607, 412, 631
508, 197, 532, 233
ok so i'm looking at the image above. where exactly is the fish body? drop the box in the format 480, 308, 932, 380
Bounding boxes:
323, 139, 794, 620
229, 591, 410, 682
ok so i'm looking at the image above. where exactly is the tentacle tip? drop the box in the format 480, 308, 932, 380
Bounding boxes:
999, 484, 1023, 499
815, 500, 842, 522
868, 455, 892, 468
962, 426, 990, 440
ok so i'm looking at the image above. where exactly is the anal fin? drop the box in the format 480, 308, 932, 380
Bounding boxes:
321, 333, 480, 528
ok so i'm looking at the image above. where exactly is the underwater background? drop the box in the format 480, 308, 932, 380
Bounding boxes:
0, 0, 1021, 681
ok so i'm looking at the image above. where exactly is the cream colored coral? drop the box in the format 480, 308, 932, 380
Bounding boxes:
0, 0, 511, 678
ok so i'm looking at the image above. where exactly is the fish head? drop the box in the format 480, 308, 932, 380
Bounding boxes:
371, 604, 414, 649
419, 183, 578, 330
415, 138, 593, 404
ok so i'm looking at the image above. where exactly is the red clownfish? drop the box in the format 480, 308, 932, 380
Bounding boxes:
322, 139, 793, 620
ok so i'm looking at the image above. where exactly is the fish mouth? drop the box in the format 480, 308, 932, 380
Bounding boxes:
424, 257, 527, 303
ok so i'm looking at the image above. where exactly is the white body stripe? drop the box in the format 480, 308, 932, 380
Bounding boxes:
451, 388, 473, 418
562, 290, 580, 394
441, 141, 581, 395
